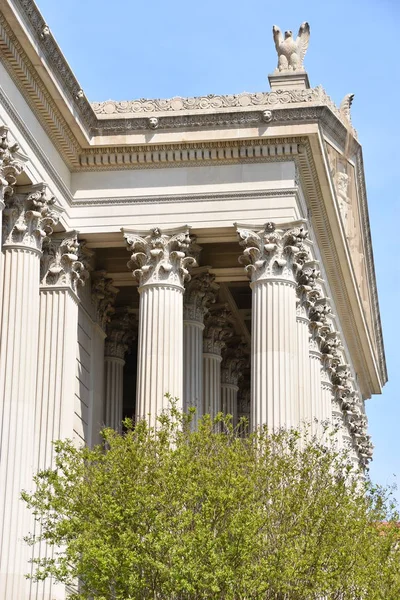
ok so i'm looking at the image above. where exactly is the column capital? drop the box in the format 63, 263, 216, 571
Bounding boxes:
0, 126, 24, 204
92, 272, 119, 331
123, 226, 197, 290
2, 184, 59, 252
184, 271, 219, 323
221, 342, 248, 386
105, 307, 137, 360
40, 231, 92, 292
203, 305, 234, 356
235, 220, 308, 284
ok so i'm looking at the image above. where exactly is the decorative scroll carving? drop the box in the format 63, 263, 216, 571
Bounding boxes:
339, 93, 354, 124
105, 308, 137, 360
203, 306, 234, 356
2, 186, 59, 251
0, 126, 23, 203
92, 272, 119, 330
272, 22, 310, 72
91, 86, 338, 116
124, 226, 197, 289
40, 231, 91, 291
236, 221, 308, 283
184, 272, 219, 323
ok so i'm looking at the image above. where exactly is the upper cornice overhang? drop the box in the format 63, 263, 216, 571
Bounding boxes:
0, 0, 387, 394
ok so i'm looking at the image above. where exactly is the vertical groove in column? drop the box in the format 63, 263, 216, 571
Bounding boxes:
104, 357, 125, 432
30, 286, 78, 600
0, 248, 40, 600
183, 321, 204, 429
296, 316, 312, 429
309, 351, 323, 435
251, 280, 298, 430
136, 285, 183, 426
203, 354, 222, 419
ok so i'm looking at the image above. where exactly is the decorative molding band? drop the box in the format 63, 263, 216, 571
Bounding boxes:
79, 139, 300, 169
0, 86, 74, 202
72, 187, 298, 208
13, 0, 96, 128
0, 12, 81, 167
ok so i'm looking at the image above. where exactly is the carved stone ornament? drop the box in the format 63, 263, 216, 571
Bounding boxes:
2, 186, 59, 252
183, 272, 219, 323
221, 342, 248, 386
236, 221, 308, 284
203, 306, 234, 356
40, 231, 91, 291
92, 272, 119, 330
105, 308, 137, 360
272, 22, 310, 72
124, 226, 197, 289
0, 126, 24, 203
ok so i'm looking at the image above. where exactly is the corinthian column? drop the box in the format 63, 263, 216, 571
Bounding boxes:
183, 272, 219, 429
31, 231, 90, 600
203, 306, 233, 419
236, 221, 307, 430
0, 185, 59, 600
104, 308, 136, 432
91, 273, 119, 444
124, 227, 196, 425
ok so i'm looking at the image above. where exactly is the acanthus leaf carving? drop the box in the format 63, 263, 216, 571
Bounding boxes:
203, 305, 234, 356
236, 221, 308, 283
2, 185, 59, 251
40, 231, 91, 291
92, 272, 119, 330
124, 226, 197, 288
0, 126, 24, 203
183, 272, 219, 323
105, 307, 137, 360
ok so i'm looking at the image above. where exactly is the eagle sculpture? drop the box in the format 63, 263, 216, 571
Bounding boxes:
272, 22, 310, 72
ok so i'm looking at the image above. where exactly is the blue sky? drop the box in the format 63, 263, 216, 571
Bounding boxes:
35, 0, 400, 501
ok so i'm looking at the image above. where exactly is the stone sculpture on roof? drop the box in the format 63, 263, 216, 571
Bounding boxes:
272, 22, 310, 72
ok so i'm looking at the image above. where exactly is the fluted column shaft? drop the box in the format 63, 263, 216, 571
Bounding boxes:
0, 187, 58, 600
183, 320, 204, 427
124, 227, 197, 426
309, 348, 323, 435
0, 247, 40, 600
136, 284, 183, 422
203, 353, 222, 418
104, 356, 125, 431
221, 383, 239, 423
296, 311, 312, 429
251, 279, 298, 428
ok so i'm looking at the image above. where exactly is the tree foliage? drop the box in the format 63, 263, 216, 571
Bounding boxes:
23, 402, 400, 600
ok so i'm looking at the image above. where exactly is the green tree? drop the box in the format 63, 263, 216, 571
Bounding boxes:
23, 403, 400, 600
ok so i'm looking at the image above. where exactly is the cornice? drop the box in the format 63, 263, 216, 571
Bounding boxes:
72, 188, 298, 208
0, 12, 81, 168
12, 0, 96, 129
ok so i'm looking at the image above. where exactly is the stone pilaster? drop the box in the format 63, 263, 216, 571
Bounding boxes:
203, 306, 233, 419
104, 308, 136, 432
124, 226, 197, 425
30, 231, 90, 600
236, 221, 307, 429
0, 185, 58, 600
183, 272, 219, 428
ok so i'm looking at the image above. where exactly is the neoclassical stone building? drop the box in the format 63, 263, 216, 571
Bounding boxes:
0, 3, 386, 599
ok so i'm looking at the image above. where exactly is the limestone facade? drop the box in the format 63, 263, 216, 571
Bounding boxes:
0, 3, 386, 599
